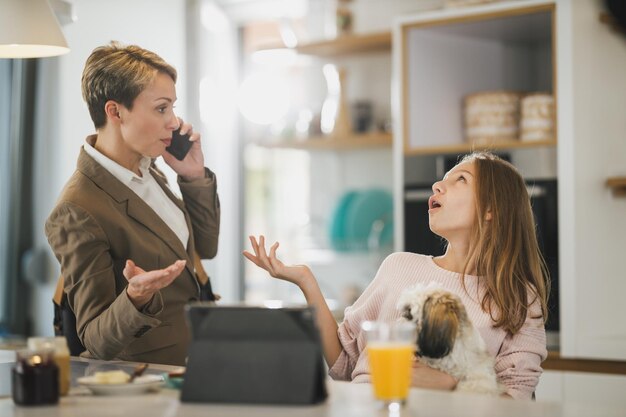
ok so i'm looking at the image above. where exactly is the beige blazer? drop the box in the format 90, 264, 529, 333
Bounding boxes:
45, 147, 220, 366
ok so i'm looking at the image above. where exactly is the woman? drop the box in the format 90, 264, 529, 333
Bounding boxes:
244, 152, 549, 399
46, 42, 220, 366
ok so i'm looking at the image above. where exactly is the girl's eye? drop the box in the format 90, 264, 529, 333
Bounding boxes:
457, 175, 466, 182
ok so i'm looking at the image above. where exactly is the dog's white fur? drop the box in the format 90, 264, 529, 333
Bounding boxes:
397, 282, 505, 395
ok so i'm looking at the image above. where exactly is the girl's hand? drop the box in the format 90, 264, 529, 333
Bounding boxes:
162, 118, 205, 181
243, 235, 313, 287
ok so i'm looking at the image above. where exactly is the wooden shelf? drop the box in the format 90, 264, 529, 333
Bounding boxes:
256, 32, 391, 57
544, 351, 626, 375
401, 4, 556, 157
404, 138, 557, 156
251, 132, 392, 151
606, 176, 626, 196
599, 12, 626, 35
297, 32, 391, 56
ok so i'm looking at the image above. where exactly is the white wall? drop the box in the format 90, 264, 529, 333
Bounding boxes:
558, 0, 626, 360
31, 0, 187, 336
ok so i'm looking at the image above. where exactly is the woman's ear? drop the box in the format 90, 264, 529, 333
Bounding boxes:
485, 208, 492, 221
104, 100, 123, 123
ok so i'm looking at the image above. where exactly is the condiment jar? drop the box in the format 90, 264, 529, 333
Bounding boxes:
28, 336, 71, 396
12, 349, 59, 406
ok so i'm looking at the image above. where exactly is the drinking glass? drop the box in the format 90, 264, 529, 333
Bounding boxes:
362, 321, 416, 409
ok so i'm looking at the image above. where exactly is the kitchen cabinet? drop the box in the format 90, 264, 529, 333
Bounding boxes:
536, 370, 626, 406
398, 2, 555, 154
394, 0, 626, 362
539, 352, 626, 400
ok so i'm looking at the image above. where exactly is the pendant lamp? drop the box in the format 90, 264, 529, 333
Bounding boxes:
0, 0, 70, 58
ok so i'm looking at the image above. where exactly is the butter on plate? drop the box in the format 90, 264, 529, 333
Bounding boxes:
92, 370, 131, 384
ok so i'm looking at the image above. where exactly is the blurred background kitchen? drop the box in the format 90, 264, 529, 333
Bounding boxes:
1, 0, 626, 406
1, 0, 429, 338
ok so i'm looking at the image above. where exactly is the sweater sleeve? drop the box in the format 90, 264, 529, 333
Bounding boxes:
495, 298, 548, 399
328, 253, 402, 380
328, 312, 361, 380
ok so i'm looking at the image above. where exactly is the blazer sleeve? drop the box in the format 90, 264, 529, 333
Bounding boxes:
178, 167, 220, 259
45, 202, 164, 360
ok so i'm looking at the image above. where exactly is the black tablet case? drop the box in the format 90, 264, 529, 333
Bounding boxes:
181, 305, 327, 405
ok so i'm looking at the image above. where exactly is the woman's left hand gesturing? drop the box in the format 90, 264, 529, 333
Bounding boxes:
162, 118, 205, 181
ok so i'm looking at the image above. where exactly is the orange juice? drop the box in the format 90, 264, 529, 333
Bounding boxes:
367, 343, 414, 401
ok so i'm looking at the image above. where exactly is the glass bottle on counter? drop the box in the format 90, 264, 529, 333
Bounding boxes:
12, 349, 59, 406
27, 336, 70, 396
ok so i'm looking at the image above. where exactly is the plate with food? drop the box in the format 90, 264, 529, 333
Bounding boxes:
77, 370, 164, 396
163, 367, 185, 390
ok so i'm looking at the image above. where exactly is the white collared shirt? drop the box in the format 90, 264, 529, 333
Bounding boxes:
84, 142, 189, 249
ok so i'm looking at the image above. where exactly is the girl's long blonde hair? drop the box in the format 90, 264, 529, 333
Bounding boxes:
461, 152, 549, 334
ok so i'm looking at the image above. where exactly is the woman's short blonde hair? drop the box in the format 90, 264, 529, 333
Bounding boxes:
81, 41, 177, 129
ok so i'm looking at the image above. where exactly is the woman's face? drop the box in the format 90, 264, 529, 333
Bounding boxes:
428, 160, 478, 241
118, 72, 179, 158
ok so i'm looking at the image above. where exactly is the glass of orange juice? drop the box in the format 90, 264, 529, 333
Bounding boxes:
362, 321, 416, 408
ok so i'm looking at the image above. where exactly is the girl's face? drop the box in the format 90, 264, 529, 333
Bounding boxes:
118, 72, 180, 158
428, 161, 478, 241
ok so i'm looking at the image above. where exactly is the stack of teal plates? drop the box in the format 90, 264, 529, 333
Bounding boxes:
329, 189, 393, 251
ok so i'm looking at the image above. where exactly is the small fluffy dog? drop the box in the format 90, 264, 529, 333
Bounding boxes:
397, 283, 504, 395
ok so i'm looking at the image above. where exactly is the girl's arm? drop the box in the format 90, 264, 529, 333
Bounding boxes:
243, 235, 343, 367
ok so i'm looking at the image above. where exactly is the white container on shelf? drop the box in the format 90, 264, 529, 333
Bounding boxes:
520, 93, 554, 142
463, 91, 522, 145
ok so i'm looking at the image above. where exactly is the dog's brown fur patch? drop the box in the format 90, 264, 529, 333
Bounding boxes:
418, 293, 462, 358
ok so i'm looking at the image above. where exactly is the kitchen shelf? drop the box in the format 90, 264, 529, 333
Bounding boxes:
544, 351, 626, 375
255, 32, 391, 57
599, 12, 626, 35
400, 3, 556, 154
404, 138, 557, 156
252, 132, 392, 151
297, 32, 391, 56
606, 176, 626, 196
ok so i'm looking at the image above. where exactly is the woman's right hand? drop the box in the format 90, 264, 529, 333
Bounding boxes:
123, 259, 186, 309
243, 235, 312, 287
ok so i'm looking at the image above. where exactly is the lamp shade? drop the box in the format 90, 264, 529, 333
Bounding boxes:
0, 0, 70, 58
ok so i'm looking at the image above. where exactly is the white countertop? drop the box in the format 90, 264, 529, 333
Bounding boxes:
0, 352, 624, 417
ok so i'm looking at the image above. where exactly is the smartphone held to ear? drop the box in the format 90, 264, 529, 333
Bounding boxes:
166, 128, 193, 161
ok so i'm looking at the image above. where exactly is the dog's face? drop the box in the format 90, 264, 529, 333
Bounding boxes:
398, 284, 468, 359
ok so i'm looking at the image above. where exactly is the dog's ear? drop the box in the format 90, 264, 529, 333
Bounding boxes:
417, 294, 460, 359
401, 305, 413, 321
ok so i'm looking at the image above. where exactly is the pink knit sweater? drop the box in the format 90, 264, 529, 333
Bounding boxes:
328, 252, 547, 400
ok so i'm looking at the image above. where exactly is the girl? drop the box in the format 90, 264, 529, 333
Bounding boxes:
243, 152, 549, 400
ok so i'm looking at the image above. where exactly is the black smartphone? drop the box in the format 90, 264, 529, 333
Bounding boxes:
166, 128, 193, 161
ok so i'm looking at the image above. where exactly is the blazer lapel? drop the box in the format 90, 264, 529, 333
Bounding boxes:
77, 148, 192, 271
